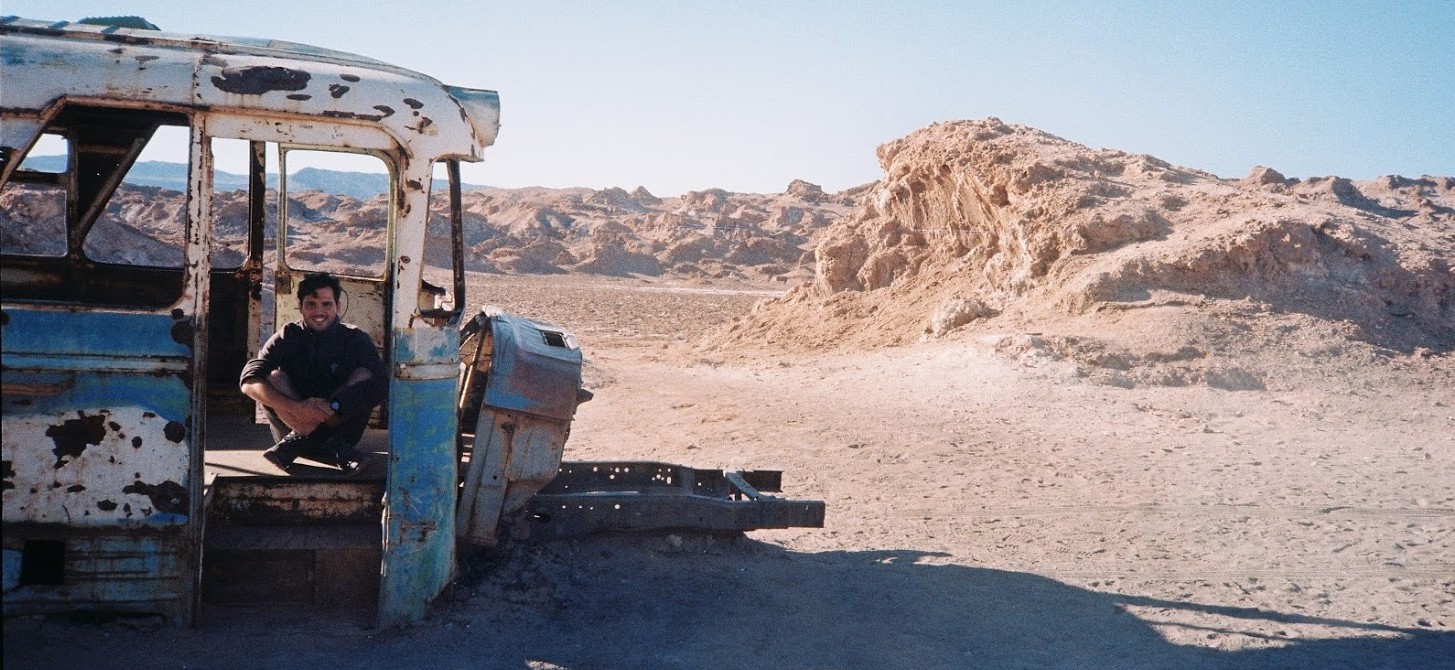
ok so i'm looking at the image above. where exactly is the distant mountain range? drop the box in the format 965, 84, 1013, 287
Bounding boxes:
19, 156, 483, 199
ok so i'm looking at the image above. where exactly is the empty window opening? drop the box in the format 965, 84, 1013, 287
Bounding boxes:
282, 148, 390, 279
0, 105, 192, 306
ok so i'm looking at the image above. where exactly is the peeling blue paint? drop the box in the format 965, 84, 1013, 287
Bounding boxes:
379, 371, 458, 626
1, 310, 192, 358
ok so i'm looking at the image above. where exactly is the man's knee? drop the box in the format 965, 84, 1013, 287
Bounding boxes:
268, 369, 297, 396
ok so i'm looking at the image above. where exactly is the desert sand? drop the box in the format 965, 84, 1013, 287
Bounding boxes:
4, 119, 1452, 669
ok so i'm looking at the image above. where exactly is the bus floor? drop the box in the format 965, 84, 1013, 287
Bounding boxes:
204, 408, 391, 480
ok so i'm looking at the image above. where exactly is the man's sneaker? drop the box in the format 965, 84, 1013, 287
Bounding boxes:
321, 434, 370, 476
263, 432, 314, 474
262, 447, 295, 474
337, 457, 366, 477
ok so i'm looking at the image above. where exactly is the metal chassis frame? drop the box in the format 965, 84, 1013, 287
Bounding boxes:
518, 461, 826, 540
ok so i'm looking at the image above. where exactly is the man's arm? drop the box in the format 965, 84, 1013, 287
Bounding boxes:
326, 328, 389, 420
328, 366, 388, 420
240, 325, 333, 435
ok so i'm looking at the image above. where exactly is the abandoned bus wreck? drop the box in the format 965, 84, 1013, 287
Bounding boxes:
1, 17, 823, 628
0, 16, 499, 626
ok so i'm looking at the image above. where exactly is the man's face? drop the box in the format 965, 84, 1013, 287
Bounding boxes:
299, 287, 339, 332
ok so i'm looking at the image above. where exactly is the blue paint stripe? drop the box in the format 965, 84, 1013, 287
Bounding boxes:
2, 354, 189, 373
5, 370, 191, 421
1, 309, 191, 358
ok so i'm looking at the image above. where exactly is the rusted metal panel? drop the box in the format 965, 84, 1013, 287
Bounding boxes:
202, 533, 380, 609
455, 310, 581, 547
0, 17, 499, 165
206, 477, 384, 525
0, 309, 192, 361
0, 28, 198, 113
202, 114, 396, 154
1, 531, 192, 620
378, 326, 459, 627
2, 311, 194, 528
457, 410, 569, 547
517, 461, 826, 540
482, 309, 584, 422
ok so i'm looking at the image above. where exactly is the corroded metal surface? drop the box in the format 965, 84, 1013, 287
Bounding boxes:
457, 410, 570, 547
2, 15, 503, 627
455, 310, 582, 547
2, 310, 195, 528
206, 477, 384, 525
519, 461, 826, 540
1, 531, 192, 619
480, 309, 584, 422
0, 17, 500, 165
378, 328, 460, 626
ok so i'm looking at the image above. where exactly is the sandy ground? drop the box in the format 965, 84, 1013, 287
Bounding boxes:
5, 274, 1453, 669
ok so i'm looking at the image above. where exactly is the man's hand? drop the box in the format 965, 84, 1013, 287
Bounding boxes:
277, 397, 334, 435
243, 373, 336, 436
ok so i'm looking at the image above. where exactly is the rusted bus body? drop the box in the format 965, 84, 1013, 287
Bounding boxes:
1, 17, 498, 625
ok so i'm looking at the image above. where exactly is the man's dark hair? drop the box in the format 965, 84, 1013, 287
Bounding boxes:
297, 273, 343, 303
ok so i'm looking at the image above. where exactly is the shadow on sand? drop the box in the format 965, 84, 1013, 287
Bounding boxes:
457, 541, 1452, 670
4, 540, 1449, 670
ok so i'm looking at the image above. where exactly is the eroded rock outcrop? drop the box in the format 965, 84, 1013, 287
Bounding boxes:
3, 180, 860, 283
717, 118, 1453, 378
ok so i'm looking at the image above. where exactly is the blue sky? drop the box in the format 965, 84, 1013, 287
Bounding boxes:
7, 1, 1453, 195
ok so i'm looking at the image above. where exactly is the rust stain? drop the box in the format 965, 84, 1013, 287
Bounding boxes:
406, 178, 423, 190
67, 484, 86, 492
2, 460, 14, 490
340, 73, 361, 82
321, 110, 385, 122
132, 436, 143, 449
122, 480, 189, 516
287, 93, 312, 101
373, 105, 395, 117
210, 65, 311, 95
329, 84, 350, 98
171, 314, 194, 347
403, 98, 424, 110
164, 421, 187, 443
45, 412, 107, 469
97, 500, 118, 511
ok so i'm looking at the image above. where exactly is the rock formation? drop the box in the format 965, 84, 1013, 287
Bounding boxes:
715, 118, 1452, 388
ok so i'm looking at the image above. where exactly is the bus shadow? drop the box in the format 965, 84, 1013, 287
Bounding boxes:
480, 542, 1453, 670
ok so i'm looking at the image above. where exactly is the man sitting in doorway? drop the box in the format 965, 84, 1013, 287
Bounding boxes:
240, 272, 387, 475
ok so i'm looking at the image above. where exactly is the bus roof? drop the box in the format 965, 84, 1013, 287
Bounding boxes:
0, 16, 499, 163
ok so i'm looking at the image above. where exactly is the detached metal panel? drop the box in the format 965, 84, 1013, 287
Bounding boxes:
482, 310, 583, 422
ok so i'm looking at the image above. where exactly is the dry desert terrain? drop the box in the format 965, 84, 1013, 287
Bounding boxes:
5, 119, 1453, 669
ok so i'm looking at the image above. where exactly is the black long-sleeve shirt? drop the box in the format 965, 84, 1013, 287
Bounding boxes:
239, 319, 388, 418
